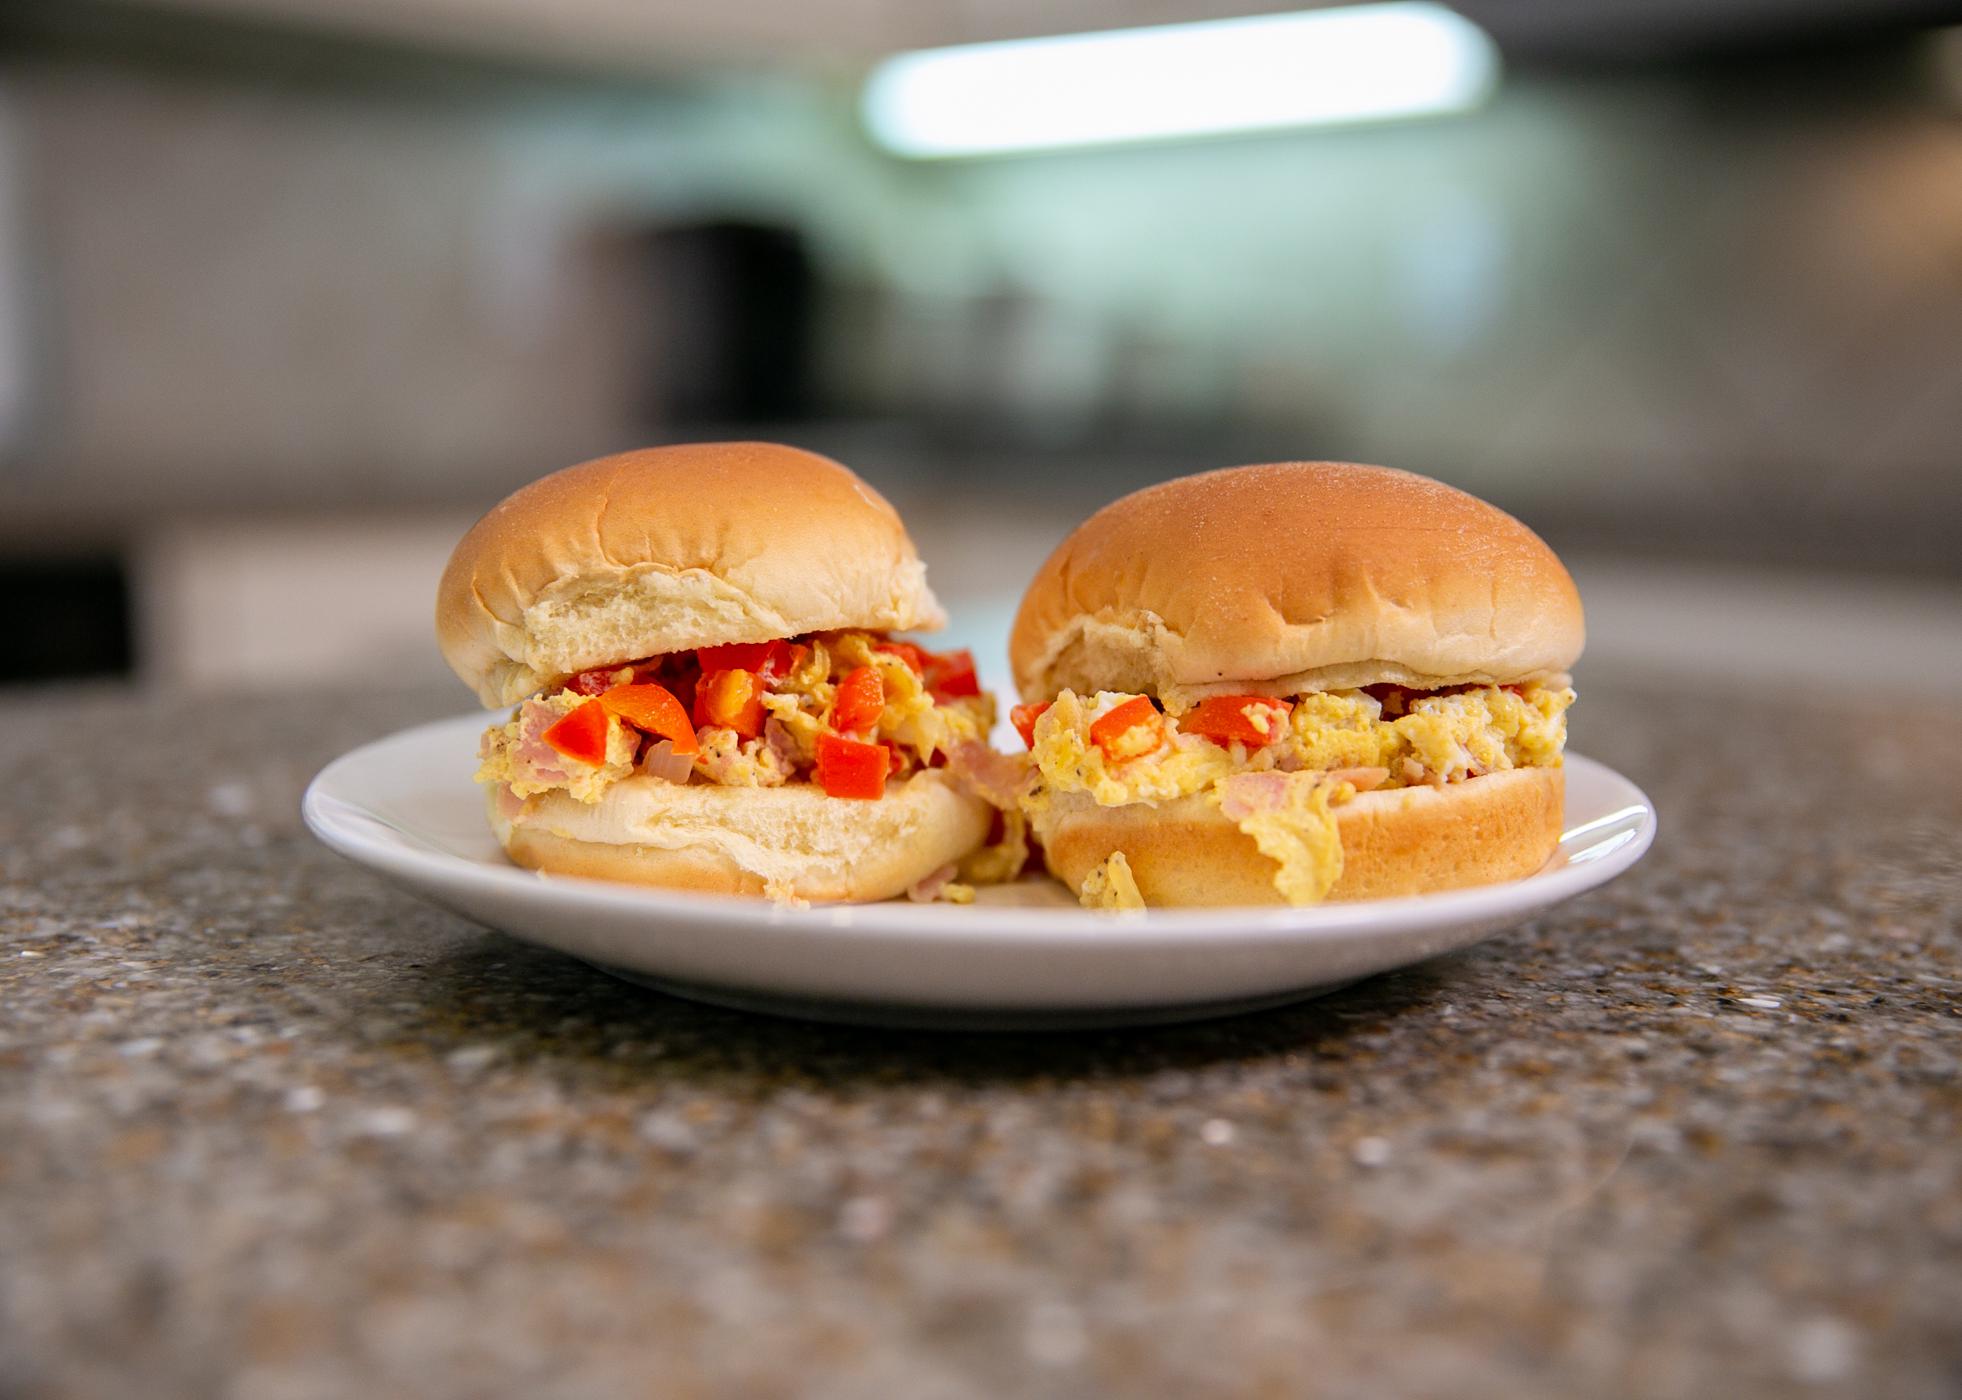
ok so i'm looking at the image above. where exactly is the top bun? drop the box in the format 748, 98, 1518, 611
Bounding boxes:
1010, 462, 1583, 704
439, 443, 944, 707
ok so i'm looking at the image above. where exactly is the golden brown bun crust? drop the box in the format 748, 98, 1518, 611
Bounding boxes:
490, 770, 991, 903
439, 443, 944, 707
1010, 462, 1583, 703
1037, 767, 1564, 906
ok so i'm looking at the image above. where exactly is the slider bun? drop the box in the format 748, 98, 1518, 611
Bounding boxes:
1011, 462, 1583, 703
440, 443, 944, 708
1036, 767, 1564, 907
491, 771, 992, 902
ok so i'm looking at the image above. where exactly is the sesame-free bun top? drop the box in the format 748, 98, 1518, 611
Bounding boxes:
438, 443, 945, 707
1010, 462, 1583, 704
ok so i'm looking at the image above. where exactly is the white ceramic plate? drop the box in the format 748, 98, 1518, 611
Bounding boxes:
304, 713, 1655, 1029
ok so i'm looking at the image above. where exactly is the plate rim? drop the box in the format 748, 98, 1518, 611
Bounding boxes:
302, 711, 1656, 945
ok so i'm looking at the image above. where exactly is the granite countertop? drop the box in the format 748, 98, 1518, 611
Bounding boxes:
2, 677, 1957, 1399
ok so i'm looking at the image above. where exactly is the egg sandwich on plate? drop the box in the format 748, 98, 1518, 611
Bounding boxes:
438, 442, 1024, 903
1008, 461, 1583, 910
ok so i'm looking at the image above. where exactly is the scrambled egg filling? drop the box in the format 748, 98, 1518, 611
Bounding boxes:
1026, 683, 1571, 810
478, 688, 641, 803
1079, 851, 1145, 911
959, 809, 1030, 888
755, 632, 994, 778
1023, 682, 1574, 908
1231, 775, 1355, 906
475, 629, 995, 802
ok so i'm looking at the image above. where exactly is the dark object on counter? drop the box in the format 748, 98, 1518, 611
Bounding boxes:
641, 220, 816, 428
0, 555, 132, 684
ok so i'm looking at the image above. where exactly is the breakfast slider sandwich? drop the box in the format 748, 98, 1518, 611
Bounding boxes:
438, 442, 1021, 903
1008, 462, 1583, 910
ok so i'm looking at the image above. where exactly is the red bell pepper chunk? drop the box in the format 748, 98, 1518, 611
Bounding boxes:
694, 640, 804, 682
831, 666, 885, 735
1089, 696, 1163, 761
1179, 695, 1294, 748
874, 640, 931, 674
924, 648, 981, 700
598, 682, 698, 756
693, 669, 766, 739
568, 656, 673, 695
541, 699, 611, 767
815, 731, 888, 799
693, 642, 773, 673
761, 643, 799, 678
1010, 701, 1052, 749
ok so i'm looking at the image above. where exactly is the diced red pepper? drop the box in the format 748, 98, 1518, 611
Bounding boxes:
1010, 701, 1052, 749
598, 682, 698, 755
693, 642, 772, 673
693, 669, 766, 739
1179, 695, 1294, 748
568, 656, 677, 695
694, 640, 804, 682
831, 666, 885, 735
774, 644, 810, 682
541, 699, 611, 767
874, 640, 931, 674
815, 731, 888, 799
924, 648, 981, 700
1089, 696, 1162, 762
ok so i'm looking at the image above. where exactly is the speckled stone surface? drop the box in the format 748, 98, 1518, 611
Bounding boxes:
2, 678, 1958, 1400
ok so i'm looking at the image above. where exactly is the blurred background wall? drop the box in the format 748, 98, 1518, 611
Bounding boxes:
2, 0, 1959, 694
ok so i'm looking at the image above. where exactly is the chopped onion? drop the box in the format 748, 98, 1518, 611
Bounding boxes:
637, 739, 694, 785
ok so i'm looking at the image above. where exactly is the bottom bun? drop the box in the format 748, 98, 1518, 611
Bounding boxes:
492, 770, 992, 902
1036, 767, 1564, 907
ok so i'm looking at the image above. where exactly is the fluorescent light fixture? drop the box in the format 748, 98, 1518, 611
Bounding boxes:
863, 3, 1499, 159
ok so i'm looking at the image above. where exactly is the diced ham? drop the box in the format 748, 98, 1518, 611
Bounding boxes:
1327, 766, 1390, 793
907, 863, 960, 903
1217, 771, 1292, 820
763, 717, 800, 767
492, 784, 528, 821
511, 700, 572, 782
949, 741, 1026, 809
1219, 767, 1387, 822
